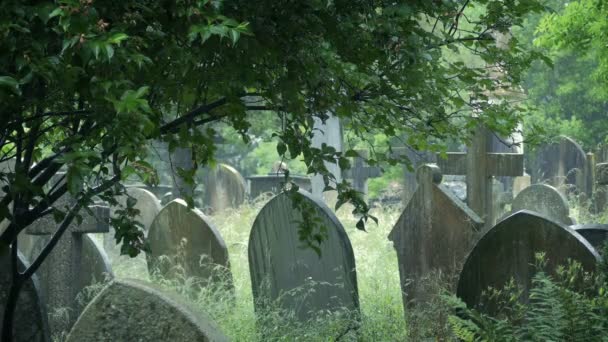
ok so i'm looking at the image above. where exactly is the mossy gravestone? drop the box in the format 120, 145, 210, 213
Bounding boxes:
66, 279, 228, 342
203, 163, 247, 213
457, 211, 599, 313
248, 190, 359, 321
0, 247, 51, 342
509, 183, 573, 225
389, 164, 483, 309
147, 199, 232, 289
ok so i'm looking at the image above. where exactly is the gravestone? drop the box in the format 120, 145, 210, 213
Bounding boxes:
105, 187, 161, 255
390, 147, 436, 204
344, 150, 381, 199
509, 184, 573, 225
147, 199, 232, 289
249, 190, 359, 321
0, 247, 51, 342
531, 136, 587, 194
66, 279, 228, 342
203, 163, 246, 213
26, 196, 113, 334
457, 211, 599, 313
436, 125, 524, 228
571, 224, 608, 252
595, 163, 608, 213
389, 164, 483, 309
311, 114, 343, 202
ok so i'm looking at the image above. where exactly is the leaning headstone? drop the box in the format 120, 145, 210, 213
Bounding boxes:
457, 211, 599, 313
26, 196, 113, 335
147, 199, 232, 289
105, 187, 161, 255
249, 190, 359, 321
571, 224, 608, 252
66, 279, 228, 342
509, 184, 573, 225
531, 136, 587, 194
203, 163, 246, 213
389, 164, 483, 309
0, 247, 51, 342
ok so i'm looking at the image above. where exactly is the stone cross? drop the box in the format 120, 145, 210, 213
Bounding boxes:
26, 195, 110, 334
311, 114, 343, 203
344, 150, 381, 198
436, 125, 524, 228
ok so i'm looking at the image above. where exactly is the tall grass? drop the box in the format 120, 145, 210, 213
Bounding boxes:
107, 197, 414, 341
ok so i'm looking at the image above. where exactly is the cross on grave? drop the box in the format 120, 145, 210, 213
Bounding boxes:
344, 150, 382, 198
435, 125, 524, 228
26, 194, 110, 334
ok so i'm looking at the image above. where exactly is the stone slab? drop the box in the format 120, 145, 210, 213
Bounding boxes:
203, 164, 246, 213
510, 184, 572, 225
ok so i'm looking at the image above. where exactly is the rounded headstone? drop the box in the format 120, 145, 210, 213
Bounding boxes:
147, 199, 232, 288
106, 187, 161, 253
571, 224, 608, 253
457, 211, 599, 312
66, 279, 228, 342
203, 164, 246, 213
248, 190, 359, 320
511, 184, 572, 225
0, 246, 51, 342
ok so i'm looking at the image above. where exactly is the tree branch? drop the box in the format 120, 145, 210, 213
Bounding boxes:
159, 97, 227, 134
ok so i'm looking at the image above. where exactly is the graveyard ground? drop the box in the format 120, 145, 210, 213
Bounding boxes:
65, 193, 606, 342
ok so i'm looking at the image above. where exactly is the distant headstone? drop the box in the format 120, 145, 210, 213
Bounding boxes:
105, 187, 161, 254
389, 164, 482, 309
457, 211, 599, 313
390, 147, 436, 204
571, 224, 608, 252
26, 196, 113, 334
344, 150, 381, 198
311, 114, 343, 202
160, 191, 174, 206
532, 136, 587, 194
203, 164, 246, 213
249, 190, 359, 321
0, 247, 51, 342
247, 175, 312, 200
66, 279, 228, 342
597, 163, 608, 185
147, 199, 232, 289
512, 174, 531, 197
510, 184, 572, 225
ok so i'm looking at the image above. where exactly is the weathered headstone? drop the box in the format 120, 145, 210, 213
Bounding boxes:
26, 196, 113, 334
509, 184, 573, 225
388, 164, 483, 309
571, 224, 608, 252
249, 190, 359, 321
531, 136, 587, 194
436, 125, 524, 228
457, 211, 599, 312
66, 279, 228, 342
105, 187, 161, 254
390, 147, 436, 204
203, 163, 246, 213
147, 199, 232, 289
343, 150, 381, 199
0, 247, 51, 342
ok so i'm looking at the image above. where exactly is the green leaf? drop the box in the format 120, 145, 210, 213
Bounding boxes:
108, 33, 128, 44
105, 44, 115, 60
0, 76, 20, 95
